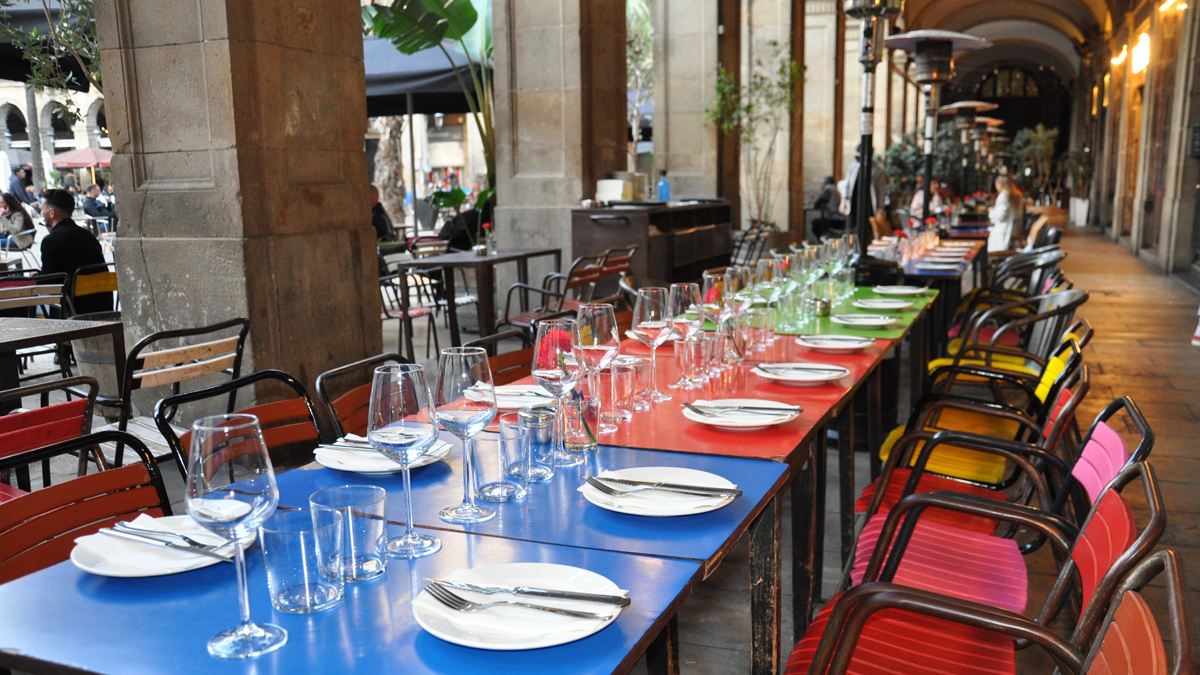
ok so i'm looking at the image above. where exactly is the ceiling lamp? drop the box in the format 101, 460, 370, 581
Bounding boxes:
1132, 33, 1150, 74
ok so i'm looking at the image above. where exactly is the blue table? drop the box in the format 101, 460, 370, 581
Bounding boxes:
0, 528, 700, 675
280, 442, 789, 674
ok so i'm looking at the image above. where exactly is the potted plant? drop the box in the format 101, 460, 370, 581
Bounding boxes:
1060, 148, 1094, 226
705, 41, 800, 230
1012, 124, 1059, 203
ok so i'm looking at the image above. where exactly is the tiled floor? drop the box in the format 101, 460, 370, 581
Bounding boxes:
11, 231, 1200, 673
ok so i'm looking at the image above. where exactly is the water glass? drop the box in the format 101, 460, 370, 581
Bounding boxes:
435, 347, 498, 524
629, 358, 653, 411
309, 485, 387, 583
562, 397, 599, 454
688, 334, 715, 384
602, 363, 636, 417
473, 427, 529, 501
260, 509, 344, 614
514, 409, 555, 481
741, 308, 769, 352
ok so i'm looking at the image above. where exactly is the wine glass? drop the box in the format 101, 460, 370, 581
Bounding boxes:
668, 283, 703, 389
434, 347, 497, 524
632, 287, 673, 402
574, 303, 622, 432
185, 414, 285, 659
532, 318, 585, 466
368, 363, 440, 558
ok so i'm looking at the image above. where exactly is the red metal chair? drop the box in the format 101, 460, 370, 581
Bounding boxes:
496, 252, 607, 339
0, 377, 101, 503
788, 462, 1169, 674
0, 430, 172, 585
315, 353, 409, 439
153, 369, 326, 479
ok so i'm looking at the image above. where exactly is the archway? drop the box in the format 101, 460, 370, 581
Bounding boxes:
85, 99, 108, 148
39, 100, 74, 154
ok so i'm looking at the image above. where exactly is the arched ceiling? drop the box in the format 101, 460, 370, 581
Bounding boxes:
955, 29, 1081, 79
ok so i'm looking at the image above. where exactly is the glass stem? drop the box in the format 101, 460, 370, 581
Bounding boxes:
461, 436, 475, 507
649, 345, 659, 395
588, 370, 600, 406
234, 540, 251, 626
402, 464, 416, 539
556, 395, 567, 455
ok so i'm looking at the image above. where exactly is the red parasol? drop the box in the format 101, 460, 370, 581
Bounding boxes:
50, 147, 112, 168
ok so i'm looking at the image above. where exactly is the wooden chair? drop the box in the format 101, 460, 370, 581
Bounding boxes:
1, 272, 73, 384
594, 245, 638, 306
97, 318, 251, 468
496, 253, 607, 339
465, 330, 533, 386
153, 369, 326, 479
0, 430, 172, 585
618, 276, 670, 311
67, 262, 119, 315
0, 377, 101, 503
315, 353, 409, 439
411, 240, 450, 258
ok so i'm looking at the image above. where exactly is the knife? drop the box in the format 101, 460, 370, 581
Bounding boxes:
593, 476, 744, 498
99, 528, 233, 563
798, 335, 874, 343
426, 578, 632, 607
754, 364, 847, 374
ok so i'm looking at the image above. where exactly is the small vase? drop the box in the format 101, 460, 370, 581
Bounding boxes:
486, 231, 498, 255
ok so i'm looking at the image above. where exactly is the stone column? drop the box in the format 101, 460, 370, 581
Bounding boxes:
803, 0, 839, 193
654, 0, 720, 201
96, 0, 381, 395
491, 0, 626, 299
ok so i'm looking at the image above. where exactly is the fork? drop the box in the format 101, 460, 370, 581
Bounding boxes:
585, 476, 737, 499
425, 582, 612, 620
115, 522, 229, 552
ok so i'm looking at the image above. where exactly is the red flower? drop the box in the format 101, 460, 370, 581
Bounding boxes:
704, 282, 722, 304
924, 216, 938, 226
482, 222, 492, 230
893, 229, 909, 238
535, 328, 574, 368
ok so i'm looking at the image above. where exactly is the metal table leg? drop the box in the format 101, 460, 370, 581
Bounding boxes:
749, 494, 782, 675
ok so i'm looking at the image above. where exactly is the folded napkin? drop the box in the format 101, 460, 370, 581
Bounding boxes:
316, 440, 450, 470
74, 514, 228, 571
414, 567, 621, 638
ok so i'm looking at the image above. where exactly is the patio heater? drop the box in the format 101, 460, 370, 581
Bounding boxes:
938, 100, 998, 198
885, 30, 991, 226
844, 0, 903, 282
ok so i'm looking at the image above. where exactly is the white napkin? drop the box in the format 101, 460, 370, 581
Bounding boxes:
491, 385, 555, 409
414, 568, 620, 638
691, 399, 793, 422
74, 515, 228, 571
316, 440, 450, 470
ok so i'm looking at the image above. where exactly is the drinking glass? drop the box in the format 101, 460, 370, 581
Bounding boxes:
369, 363, 442, 556
573, 303, 621, 433
473, 428, 528, 501
532, 319, 586, 466
309, 485, 387, 582
434, 347, 497, 524
511, 409, 555, 481
632, 287, 673, 402
185, 414, 286, 659
667, 283, 703, 389
260, 509, 343, 613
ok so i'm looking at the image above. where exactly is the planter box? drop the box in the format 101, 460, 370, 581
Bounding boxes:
1070, 197, 1090, 227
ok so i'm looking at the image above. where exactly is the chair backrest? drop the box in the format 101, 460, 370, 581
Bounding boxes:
563, 253, 607, 293
1041, 363, 1090, 455
121, 319, 251, 424
0, 377, 97, 464
463, 330, 533, 385
1044, 462, 1167, 649
974, 288, 1088, 363
1069, 397, 1154, 506
412, 240, 449, 258
153, 369, 324, 478
1083, 550, 1195, 675
315, 353, 408, 439
618, 276, 670, 309
0, 272, 66, 314
68, 262, 118, 315
0, 430, 172, 585
600, 245, 637, 279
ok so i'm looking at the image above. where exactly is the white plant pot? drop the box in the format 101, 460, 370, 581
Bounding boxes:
1070, 197, 1090, 227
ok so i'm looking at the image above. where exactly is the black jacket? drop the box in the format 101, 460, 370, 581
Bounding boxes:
40, 218, 112, 315
83, 196, 114, 218
372, 203, 397, 242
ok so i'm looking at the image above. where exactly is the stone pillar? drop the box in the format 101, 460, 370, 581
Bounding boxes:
654, 0, 720, 201
96, 0, 381, 394
492, 0, 626, 297
803, 0, 839, 194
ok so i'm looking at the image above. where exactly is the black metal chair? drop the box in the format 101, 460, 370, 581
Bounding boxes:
315, 353, 409, 439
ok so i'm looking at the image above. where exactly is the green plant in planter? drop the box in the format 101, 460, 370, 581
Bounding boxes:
705, 40, 800, 229
1012, 124, 1059, 194
1060, 148, 1093, 197
884, 132, 922, 191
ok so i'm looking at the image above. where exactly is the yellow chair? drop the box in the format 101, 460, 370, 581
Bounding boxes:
927, 318, 1092, 384
879, 340, 1083, 484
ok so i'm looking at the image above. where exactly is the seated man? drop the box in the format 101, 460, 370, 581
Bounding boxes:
82, 183, 116, 230
370, 185, 399, 243
40, 188, 113, 315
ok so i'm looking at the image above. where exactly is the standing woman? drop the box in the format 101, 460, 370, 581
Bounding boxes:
987, 175, 1019, 252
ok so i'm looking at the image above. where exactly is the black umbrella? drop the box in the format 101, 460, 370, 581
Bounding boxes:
363, 36, 485, 117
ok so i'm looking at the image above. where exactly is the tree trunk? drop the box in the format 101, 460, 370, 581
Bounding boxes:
372, 116, 407, 237
26, 85, 45, 188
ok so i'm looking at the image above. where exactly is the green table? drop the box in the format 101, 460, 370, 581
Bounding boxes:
776, 286, 938, 341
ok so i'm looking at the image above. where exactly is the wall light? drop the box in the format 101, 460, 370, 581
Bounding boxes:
1131, 33, 1150, 74
1111, 45, 1127, 64
1161, 0, 1176, 10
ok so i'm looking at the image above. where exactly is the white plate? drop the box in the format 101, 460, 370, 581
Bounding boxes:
830, 314, 899, 329
315, 440, 452, 475
795, 335, 876, 353
681, 398, 800, 431
852, 299, 915, 312
413, 563, 624, 650
939, 240, 977, 247
916, 262, 961, 271
70, 515, 254, 578
753, 363, 850, 386
872, 285, 927, 296
578, 467, 737, 517
563, 354, 644, 368
467, 384, 555, 410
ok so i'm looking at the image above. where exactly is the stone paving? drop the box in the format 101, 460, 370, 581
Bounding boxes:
10, 231, 1200, 673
